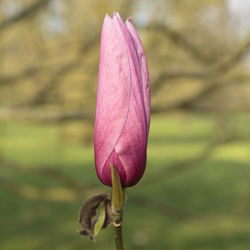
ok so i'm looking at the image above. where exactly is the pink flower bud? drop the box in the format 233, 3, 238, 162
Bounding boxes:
94, 12, 150, 187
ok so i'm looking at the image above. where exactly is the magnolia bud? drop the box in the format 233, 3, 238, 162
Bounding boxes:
94, 12, 150, 187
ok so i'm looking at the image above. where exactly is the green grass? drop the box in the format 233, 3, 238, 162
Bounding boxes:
0, 113, 250, 250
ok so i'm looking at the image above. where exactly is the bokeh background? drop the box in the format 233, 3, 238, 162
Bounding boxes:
1, 0, 250, 249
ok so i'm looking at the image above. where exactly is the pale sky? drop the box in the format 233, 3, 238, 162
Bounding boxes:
227, 0, 250, 38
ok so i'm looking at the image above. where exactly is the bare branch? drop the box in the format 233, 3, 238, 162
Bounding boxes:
213, 40, 250, 73
0, 160, 85, 190
0, 107, 94, 123
144, 135, 248, 185
151, 74, 250, 114
0, 67, 40, 86
151, 71, 208, 95
147, 23, 250, 74
25, 36, 98, 106
0, 176, 79, 202
147, 23, 213, 65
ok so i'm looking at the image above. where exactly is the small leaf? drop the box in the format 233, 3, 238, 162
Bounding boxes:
77, 193, 111, 241
94, 202, 106, 237
110, 164, 124, 212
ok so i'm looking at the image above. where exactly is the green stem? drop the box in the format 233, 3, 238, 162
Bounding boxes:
113, 216, 123, 250
111, 164, 125, 250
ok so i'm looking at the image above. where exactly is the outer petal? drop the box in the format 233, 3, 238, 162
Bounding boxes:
125, 18, 150, 133
101, 149, 127, 186
114, 93, 147, 186
113, 13, 147, 136
113, 13, 148, 186
94, 14, 131, 184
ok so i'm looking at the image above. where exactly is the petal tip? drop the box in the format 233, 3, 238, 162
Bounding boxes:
113, 12, 124, 22
126, 17, 132, 24
103, 13, 113, 26
104, 13, 111, 19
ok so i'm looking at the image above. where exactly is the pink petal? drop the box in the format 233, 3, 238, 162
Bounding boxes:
125, 19, 151, 133
94, 14, 131, 180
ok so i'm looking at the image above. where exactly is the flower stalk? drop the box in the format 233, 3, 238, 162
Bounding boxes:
111, 164, 125, 250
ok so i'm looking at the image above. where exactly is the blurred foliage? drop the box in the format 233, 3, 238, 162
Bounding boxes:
0, 0, 250, 249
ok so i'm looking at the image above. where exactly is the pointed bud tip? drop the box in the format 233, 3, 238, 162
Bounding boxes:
104, 13, 112, 21
126, 17, 132, 23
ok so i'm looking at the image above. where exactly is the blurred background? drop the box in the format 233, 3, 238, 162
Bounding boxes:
0, 0, 250, 249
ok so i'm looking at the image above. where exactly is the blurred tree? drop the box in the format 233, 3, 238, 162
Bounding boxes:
0, 0, 249, 135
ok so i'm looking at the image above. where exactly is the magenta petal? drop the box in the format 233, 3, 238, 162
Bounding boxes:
100, 149, 127, 186
115, 93, 147, 186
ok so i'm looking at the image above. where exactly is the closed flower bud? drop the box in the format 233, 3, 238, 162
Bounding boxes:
94, 12, 150, 187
